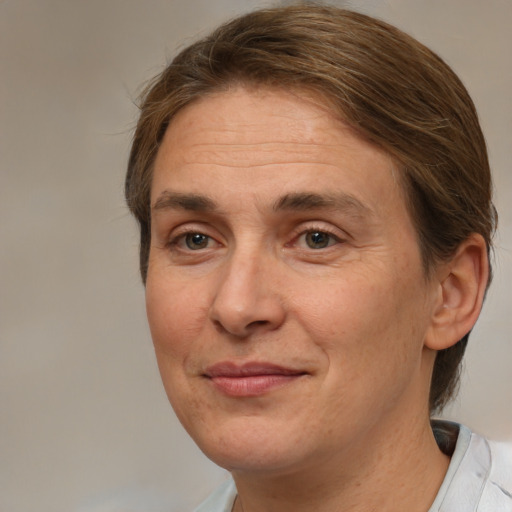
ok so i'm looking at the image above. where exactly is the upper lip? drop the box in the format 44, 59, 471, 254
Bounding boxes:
203, 361, 306, 378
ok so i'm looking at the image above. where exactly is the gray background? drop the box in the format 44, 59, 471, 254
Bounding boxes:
1, 1, 511, 511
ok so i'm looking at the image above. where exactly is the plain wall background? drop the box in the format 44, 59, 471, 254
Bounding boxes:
1, 1, 510, 511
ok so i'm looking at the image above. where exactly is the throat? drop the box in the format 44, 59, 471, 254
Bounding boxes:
230, 422, 451, 512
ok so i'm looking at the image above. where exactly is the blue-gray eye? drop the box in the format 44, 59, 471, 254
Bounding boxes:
305, 231, 334, 249
185, 233, 210, 250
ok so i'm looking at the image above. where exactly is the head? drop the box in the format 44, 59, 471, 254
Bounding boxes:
126, 5, 496, 414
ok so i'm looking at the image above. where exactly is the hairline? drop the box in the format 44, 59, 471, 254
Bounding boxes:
145, 81, 438, 277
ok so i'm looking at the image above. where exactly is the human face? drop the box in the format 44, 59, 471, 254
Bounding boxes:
146, 87, 439, 475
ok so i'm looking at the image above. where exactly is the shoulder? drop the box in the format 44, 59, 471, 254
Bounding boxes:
479, 438, 512, 510
451, 426, 512, 511
430, 421, 512, 511
193, 479, 237, 512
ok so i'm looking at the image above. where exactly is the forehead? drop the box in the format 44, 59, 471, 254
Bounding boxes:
152, 86, 408, 223
160, 87, 374, 163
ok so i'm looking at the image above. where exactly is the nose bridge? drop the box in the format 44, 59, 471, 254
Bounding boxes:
209, 241, 284, 337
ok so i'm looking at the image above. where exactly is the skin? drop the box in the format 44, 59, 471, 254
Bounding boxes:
145, 87, 486, 512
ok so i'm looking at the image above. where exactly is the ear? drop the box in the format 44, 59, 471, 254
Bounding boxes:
425, 233, 489, 351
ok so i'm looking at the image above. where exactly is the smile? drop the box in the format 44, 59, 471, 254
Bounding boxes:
203, 362, 308, 397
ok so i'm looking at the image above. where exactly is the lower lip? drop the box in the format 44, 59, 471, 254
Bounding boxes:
209, 374, 303, 397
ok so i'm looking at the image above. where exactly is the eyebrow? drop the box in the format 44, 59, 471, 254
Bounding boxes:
152, 191, 219, 212
152, 190, 373, 218
273, 192, 373, 218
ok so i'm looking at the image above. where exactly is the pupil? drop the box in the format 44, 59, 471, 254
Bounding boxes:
307, 231, 329, 248
186, 233, 208, 249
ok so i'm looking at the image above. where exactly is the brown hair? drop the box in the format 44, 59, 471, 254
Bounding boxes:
125, 5, 496, 413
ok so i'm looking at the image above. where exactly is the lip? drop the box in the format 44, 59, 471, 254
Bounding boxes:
203, 362, 307, 397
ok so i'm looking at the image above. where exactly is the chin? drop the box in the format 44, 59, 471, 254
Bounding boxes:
189, 416, 312, 474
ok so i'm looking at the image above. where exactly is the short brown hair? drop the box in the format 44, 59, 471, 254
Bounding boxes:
125, 5, 497, 413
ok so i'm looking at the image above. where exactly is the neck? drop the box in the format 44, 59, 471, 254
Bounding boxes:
232, 414, 449, 512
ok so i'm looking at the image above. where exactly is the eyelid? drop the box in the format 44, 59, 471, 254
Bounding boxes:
287, 222, 348, 248
162, 220, 348, 252
165, 223, 223, 251
177, 232, 214, 250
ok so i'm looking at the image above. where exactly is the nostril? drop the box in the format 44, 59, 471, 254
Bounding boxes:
212, 318, 227, 334
244, 319, 271, 332
208, 283, 286, 337
249, 320, 268, 327
211, 317, 274, 338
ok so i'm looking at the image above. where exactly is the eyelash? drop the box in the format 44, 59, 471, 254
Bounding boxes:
166, 224, 344, 254
291, 226, 344, 250
166, 229, 218, 251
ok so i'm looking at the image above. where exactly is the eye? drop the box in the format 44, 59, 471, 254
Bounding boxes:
299, 230, 340, 249
183, 232, 212, 250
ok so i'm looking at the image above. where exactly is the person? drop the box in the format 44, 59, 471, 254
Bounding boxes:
125, 5, 511, 511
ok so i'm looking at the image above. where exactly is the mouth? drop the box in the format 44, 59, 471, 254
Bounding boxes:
203, 362, 308, 397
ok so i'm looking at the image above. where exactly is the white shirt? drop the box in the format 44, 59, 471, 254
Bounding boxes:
193, 422, 512, 512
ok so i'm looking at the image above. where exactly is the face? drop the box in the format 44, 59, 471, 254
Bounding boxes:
146, 87, 439, 476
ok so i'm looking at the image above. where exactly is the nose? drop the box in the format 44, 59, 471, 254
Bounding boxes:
209, 251, 286, 338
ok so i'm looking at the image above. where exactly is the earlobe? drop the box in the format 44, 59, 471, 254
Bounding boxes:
425, 234, 489, 351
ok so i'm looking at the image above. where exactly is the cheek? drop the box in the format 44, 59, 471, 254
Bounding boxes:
145, 276, 211, 423
294, 265, 427, 372
145, 274, 209, 360
301, 277, 428, 425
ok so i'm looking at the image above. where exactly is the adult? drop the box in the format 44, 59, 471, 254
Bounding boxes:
126, 5, 510, 511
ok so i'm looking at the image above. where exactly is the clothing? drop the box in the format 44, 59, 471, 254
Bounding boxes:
193, 422, 512, 512
429, 422, 512, 510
